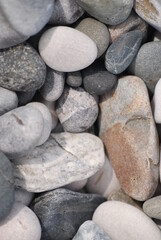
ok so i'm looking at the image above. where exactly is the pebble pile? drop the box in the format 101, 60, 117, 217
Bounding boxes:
1, 0, 161, 240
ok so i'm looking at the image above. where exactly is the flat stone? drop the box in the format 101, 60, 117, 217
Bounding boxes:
128, 41, 161, 93
0, 87, 18, 115
15, 189, 34, 206
0, 202, 41, 240
0, 106, 44, 159
65, 179, 87, 191
0, 43, 46, 92
76, 0, 134, 25
56, 87, 98, 132
39, 26, 97, 72
76, 18, 110, 58
134, 0, 161, 32
99, 76, 159, 201
151, 79, 161, 124
39, 68, 65, 102
83, 62, 117, 95
143, 195, 161, 220
17, 91, 36, 106
93, 201, 161, 240
0, 152, 14, 221
67, 71, 82, 87
13, 132, 105, 192
105, 30, 142, 74
73, 221, 111, 240
31, 188, 106, 240
49, 0, 84, 25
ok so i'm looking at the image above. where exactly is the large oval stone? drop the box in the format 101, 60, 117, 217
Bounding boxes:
99, 76, 159, 201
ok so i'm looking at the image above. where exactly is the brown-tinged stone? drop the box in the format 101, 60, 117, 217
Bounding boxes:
99, 76, 159, 201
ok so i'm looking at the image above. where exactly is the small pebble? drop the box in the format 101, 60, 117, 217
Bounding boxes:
15, 189, 34, 206
0, 87, 18, 116
17, 91, 36, 106
67, 71, 82, 87
143, 195, 161, 220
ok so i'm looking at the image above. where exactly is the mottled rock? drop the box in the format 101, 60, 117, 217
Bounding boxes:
17, 91, 36, 106
143, 195, 161, 220
65, 179, 87, 191
0, 87, 18, 115
15, 189, 34, 206
93, 201, 161, 240
39, 26, 97, 72
99, 76, 159, 201
105, 30, 142, 74
0, 43, 46, 92
31, 188, 106, 240
67, 71, 82, 87
152, 78, 161, 124
56, 87, 98, 132
76, 18, 110, 58
13, 132, 105, 192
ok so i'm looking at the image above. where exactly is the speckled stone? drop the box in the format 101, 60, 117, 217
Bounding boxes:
0, 43, 46, 92
73, 221, 111, 240
105, 30, 142, 74
15, 189, 34, 206
76, 0, 134, 25
143, 195, 161, 220
0, 87, 18, 115
99, 76, 159, 201
67, 71, 82, 87
31, 188, 106, 240
56, 87, 98, 132
49, 0, 84, 25
17, 91, 36, 106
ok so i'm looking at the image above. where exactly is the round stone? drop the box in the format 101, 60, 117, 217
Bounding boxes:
76, 18, 110, 58
39, 26, 97, 72
67, 71, 82, 87
56, 87, 98, 133
17, 91, 36, 106
0, 43, 46, 92
143, 195, 161, 220
0, 87, 18, 116
15, 189, 34, 206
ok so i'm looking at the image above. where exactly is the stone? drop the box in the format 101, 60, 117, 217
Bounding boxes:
86, 156, 121, 198
76, 0, 134, 25
76, 18, 110, 58
0, 87, 18, 116
39, 68, 65, 102
93, 201, 161, 240
152, 78, 161, 124
143, 195, 161, 220
67, 71, 82, 87
39, 26, 97, 72
15, 189, 34, 206
56, 87, 98, 132
31, 188, 106, 240
0, 106, 44, 159
73, 221, 111, 240
0, 152, 14, 221
0, 43, 46, 92
0, 202, 41, 240
41, 100, 58, 130
134, 0, 161, 32
65, 179, 87, 191
82, 62, 117, 95
99, 76, 159, 201
49, 0, 84, 25
13, 132, 105, 192
105, 30, 142, 75
17, 91, 36, 106
128, 41, 161, 93
27, 102, 52, 146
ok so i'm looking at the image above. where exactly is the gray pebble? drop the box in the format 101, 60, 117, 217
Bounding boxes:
143, 196, 161, 220
56, 87, 98, 133
67, 71, 82, 87
105, 30, 142, 74
0, 43, 46, 92
0, 87, 18, 115
17, 91, 36, 106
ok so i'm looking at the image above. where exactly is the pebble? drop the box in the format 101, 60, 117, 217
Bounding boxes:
0, 106, 44, 159
105, 30, 143, 75
128, 41, 161, 93
49, 0, 84, 25
93, 201, 161, 240
73, 220, 111, 240
31, 188, 106, 240
143, 195, 161, 220
15, 189, 34, 206
86, 156, 121, 198
83, 62, 117, 95
99, 76, 159, 201
76, 18, 110, 58
0, 43, 46, 92
134, 0, 161, 32
13, 132, 105, 192
76, 0, 134, 25
65, 179, 87, 191
56, 87, 98, 132
39, 26, 97, 72
0, 87, 18, 116
0, 202, 41, 240
0, 152, 14, 221
152, 79, 161, 124
39, 68, 65, 102
27, 102, 52, 146
17, 91, 36, 106
67, 71, 82, 87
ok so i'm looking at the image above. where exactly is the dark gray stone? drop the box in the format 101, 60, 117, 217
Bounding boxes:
31, 188, 106, 240
105, 30, 142, 74
0, 152, 14, 221
83, 62, 117, 95
0, 43, 46, 92
67, 71, 82, 87
17, 91, 36, 106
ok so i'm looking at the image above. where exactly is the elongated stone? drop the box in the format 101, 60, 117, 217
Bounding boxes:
99, 76, 159, 201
